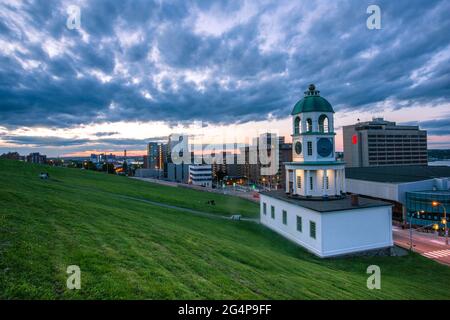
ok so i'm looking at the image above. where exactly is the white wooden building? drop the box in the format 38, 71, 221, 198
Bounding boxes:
260, 84, 393, 257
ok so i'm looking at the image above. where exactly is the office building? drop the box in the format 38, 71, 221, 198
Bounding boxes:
147, 142, 164, 170
343, 118, 427, 167
189, 164, 212, 188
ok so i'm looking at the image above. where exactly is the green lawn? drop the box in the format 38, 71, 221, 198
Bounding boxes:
0, 159, 449, 299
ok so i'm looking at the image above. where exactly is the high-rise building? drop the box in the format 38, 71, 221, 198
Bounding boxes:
147, 142, 165, 170
343, 118, 427, 167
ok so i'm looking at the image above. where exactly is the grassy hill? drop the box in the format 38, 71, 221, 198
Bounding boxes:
0, 159, 449, 299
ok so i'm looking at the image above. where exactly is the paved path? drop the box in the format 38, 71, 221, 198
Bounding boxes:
117, 194, 259, 223
131, 177, 260, 203
393, 226, 450, 266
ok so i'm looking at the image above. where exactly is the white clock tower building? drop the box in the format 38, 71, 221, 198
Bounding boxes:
259, 84, 393, 258
286, 84, 346, 198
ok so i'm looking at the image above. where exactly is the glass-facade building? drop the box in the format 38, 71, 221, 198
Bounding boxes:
406, 190, 450, 227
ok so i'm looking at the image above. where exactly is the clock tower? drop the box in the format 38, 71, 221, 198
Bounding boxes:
286, 84, 346, 198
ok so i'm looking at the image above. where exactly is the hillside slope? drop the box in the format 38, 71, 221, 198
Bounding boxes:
0, 160, 449, 299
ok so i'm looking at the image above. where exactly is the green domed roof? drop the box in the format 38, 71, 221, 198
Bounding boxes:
291, 84, 334, 115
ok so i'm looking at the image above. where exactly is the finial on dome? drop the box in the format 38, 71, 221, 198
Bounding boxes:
304, 84, 320, 96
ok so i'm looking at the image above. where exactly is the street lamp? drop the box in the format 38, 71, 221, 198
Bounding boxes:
409, 210, 424, 251
431, 201, 448, 246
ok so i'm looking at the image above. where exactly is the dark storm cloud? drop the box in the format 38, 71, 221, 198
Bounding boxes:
94, 131, 119, 137
2, 135, 90, 147
402, 118, 450, 136
2, 135, 167, 147
0, 0, 449, 132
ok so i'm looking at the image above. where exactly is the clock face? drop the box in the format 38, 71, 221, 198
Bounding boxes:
317, 138, 333, 157
295, 141, 302, 155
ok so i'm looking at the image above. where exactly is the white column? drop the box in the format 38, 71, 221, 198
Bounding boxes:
305, 170, 310, 196
333, 169, 337, 196
285, 169, 290, 193
293, 170, 297, 195
341, 168, 346, 193
337, 168, 341, 194
338, 169, 343, 195
322, 169, 327, 196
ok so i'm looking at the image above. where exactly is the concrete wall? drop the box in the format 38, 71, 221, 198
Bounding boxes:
346, 179, 400, 202
321, 206, 393, 257
135, 169, 163, 178
343, 125, 359, 167
346, 178, 438, 204
167, 163, 189, 183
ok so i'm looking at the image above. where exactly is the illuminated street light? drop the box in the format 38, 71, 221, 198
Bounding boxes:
431, 201, 448, 246
409, 210, 425, 251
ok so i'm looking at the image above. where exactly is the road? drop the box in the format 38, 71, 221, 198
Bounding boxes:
393, 226, 450, 266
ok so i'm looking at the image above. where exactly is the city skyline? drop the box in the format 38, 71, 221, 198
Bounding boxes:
1, 0, 450, 157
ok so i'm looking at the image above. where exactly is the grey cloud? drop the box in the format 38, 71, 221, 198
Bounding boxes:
0, 0, 448, 136
1, 135, 168, 148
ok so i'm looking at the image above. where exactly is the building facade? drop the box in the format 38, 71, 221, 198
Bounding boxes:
260, 84, 393, 257
189, 164, 212, 187
26, 152, 47, 164
147, 142, 165, 170
286, 85, 345, 198
167, 163, 190, 183
406, 189, 450, 229
345, 165, 450, 223
260, 193, 393, 257
343, 118, 428, 167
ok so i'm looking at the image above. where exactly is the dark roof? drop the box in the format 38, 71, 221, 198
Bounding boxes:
260, 190, 391, 213
346, 165, 450, 183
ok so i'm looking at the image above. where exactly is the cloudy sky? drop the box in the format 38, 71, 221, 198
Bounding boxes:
0, 0, 449, 157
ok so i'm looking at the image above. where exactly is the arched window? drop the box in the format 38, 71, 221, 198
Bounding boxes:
294, 117, 301, 134
306, 118, 313, 132
318, 114, 329, 133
